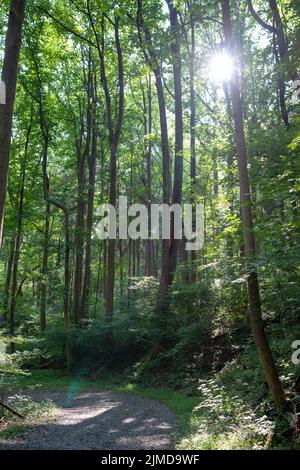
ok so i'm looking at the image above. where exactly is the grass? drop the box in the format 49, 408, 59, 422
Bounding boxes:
0, 423, 26, 442
0, 376, 61, 443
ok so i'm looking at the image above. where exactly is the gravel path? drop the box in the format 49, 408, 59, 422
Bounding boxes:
0, 391, 175, 450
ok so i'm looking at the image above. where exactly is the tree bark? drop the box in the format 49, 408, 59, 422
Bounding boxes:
81, 61, 97, 319
223, 0, 286, 411
74, 58, 92, 324
10, 120, 31, 351
2, 232, 15, 322
47, 198, 71, 367
142, 76, 156, 277
0, 0, 26, 249
247, 0, 300, 97
40, 136, 50, 333
87, 5, 125, 322
137, 0, 171, 313
167, 0, 184, 284
73, 136, 86, 325
105, 17, 124, 322
188, 4, 197, 282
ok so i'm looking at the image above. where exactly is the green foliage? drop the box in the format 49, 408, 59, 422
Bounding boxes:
1, 0, 300, 451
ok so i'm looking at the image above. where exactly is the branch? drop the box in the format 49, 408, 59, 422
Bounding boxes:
16, 265, 40, 298
195, 91, 216, 114
0, 400, 25, 420
163, 77, 175, 100
247, 0, 277, 34
113, 16, 125, 146
47, 197, 69, 217
38, 6, 96, 48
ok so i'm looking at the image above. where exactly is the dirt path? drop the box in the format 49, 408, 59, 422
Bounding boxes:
0, 391, 175, 450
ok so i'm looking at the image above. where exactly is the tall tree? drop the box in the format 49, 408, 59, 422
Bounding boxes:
166, 0, 184, 284
247, 0, 300, 99
81, 71, 98, 318
87, 5, 125, 322
73, 49, 92, 325
222, 0, 286, 411
10, 117, 32, 351
0, 0, 26, 249
137, 0, 171, 313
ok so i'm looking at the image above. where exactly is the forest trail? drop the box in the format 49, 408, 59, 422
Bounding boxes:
0, 391, 175, 450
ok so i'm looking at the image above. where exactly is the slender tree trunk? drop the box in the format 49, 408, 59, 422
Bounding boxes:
223, 0, 286, 411
102, 240, 107, 298
93, 244, 103, 317
128, 239, 132, 289
81, 96, 97, 318
119, 240, 124, 297
273, 35, 289, 128
87, 10, 124, 323
40, 135, 50, 332
48, 199, 71, 365
179, 239, 189, 282
247, 0, 300, 97
167, 0, 184, 284
137, 0, 171, 313
73, 135, 86, 325
106, 17, 124, 322
223, 83, 235, 265
155, 69, 171, 311
189, 6, 197, 282
143, 77, 155, 277
2, 232, 15, 321
64, 210, 71, 368
0, 0, 26, 248
133, 240, 137, 277
10, 148, 27, 351
213, 157, 219, 239
137, 239, 141, 277
106, 146, 117, 321
147, 79, 155, 278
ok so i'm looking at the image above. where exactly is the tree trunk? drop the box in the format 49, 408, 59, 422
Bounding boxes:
10, 145, 28, 351
223, 83, 235, 266
2, 232, 15, 322
142, 76, 155, 277
247, 0, 300, 97
167, 0, 184, 284
273, 35, 289, 128
81, 86, 97, 318
105, 18, 124, 322
0, 0, 26, 248
189, 6, 197, 282
73, 143, 86, 325
119, 240, 124, 297
87, 9, 124, 323
137, 0, 171, 313
102, 240, 107, 298
47, 198, 71, 366
223, 0, 286, 411
40, 135, 50, 332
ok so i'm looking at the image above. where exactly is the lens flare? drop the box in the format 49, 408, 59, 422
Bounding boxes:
208, 52, 234, 83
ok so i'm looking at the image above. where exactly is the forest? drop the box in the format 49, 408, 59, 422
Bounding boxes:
0, 0, 300, 453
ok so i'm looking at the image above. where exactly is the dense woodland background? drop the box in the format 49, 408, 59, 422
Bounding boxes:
0, 0, 300, 449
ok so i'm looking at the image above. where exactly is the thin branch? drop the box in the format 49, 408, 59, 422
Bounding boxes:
0, 400, 25, 419
247, 0, 277, 34
38, 6, 96, 48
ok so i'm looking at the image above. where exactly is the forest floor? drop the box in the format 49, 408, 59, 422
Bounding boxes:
0, 370, 196, 450
0, 368, 299, 450
0, 390, 175, 450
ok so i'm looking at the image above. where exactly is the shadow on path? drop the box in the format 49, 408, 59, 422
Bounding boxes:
0, 391, 175, 450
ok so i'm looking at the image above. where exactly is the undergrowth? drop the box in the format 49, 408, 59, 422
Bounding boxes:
0, 391, 59, 442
